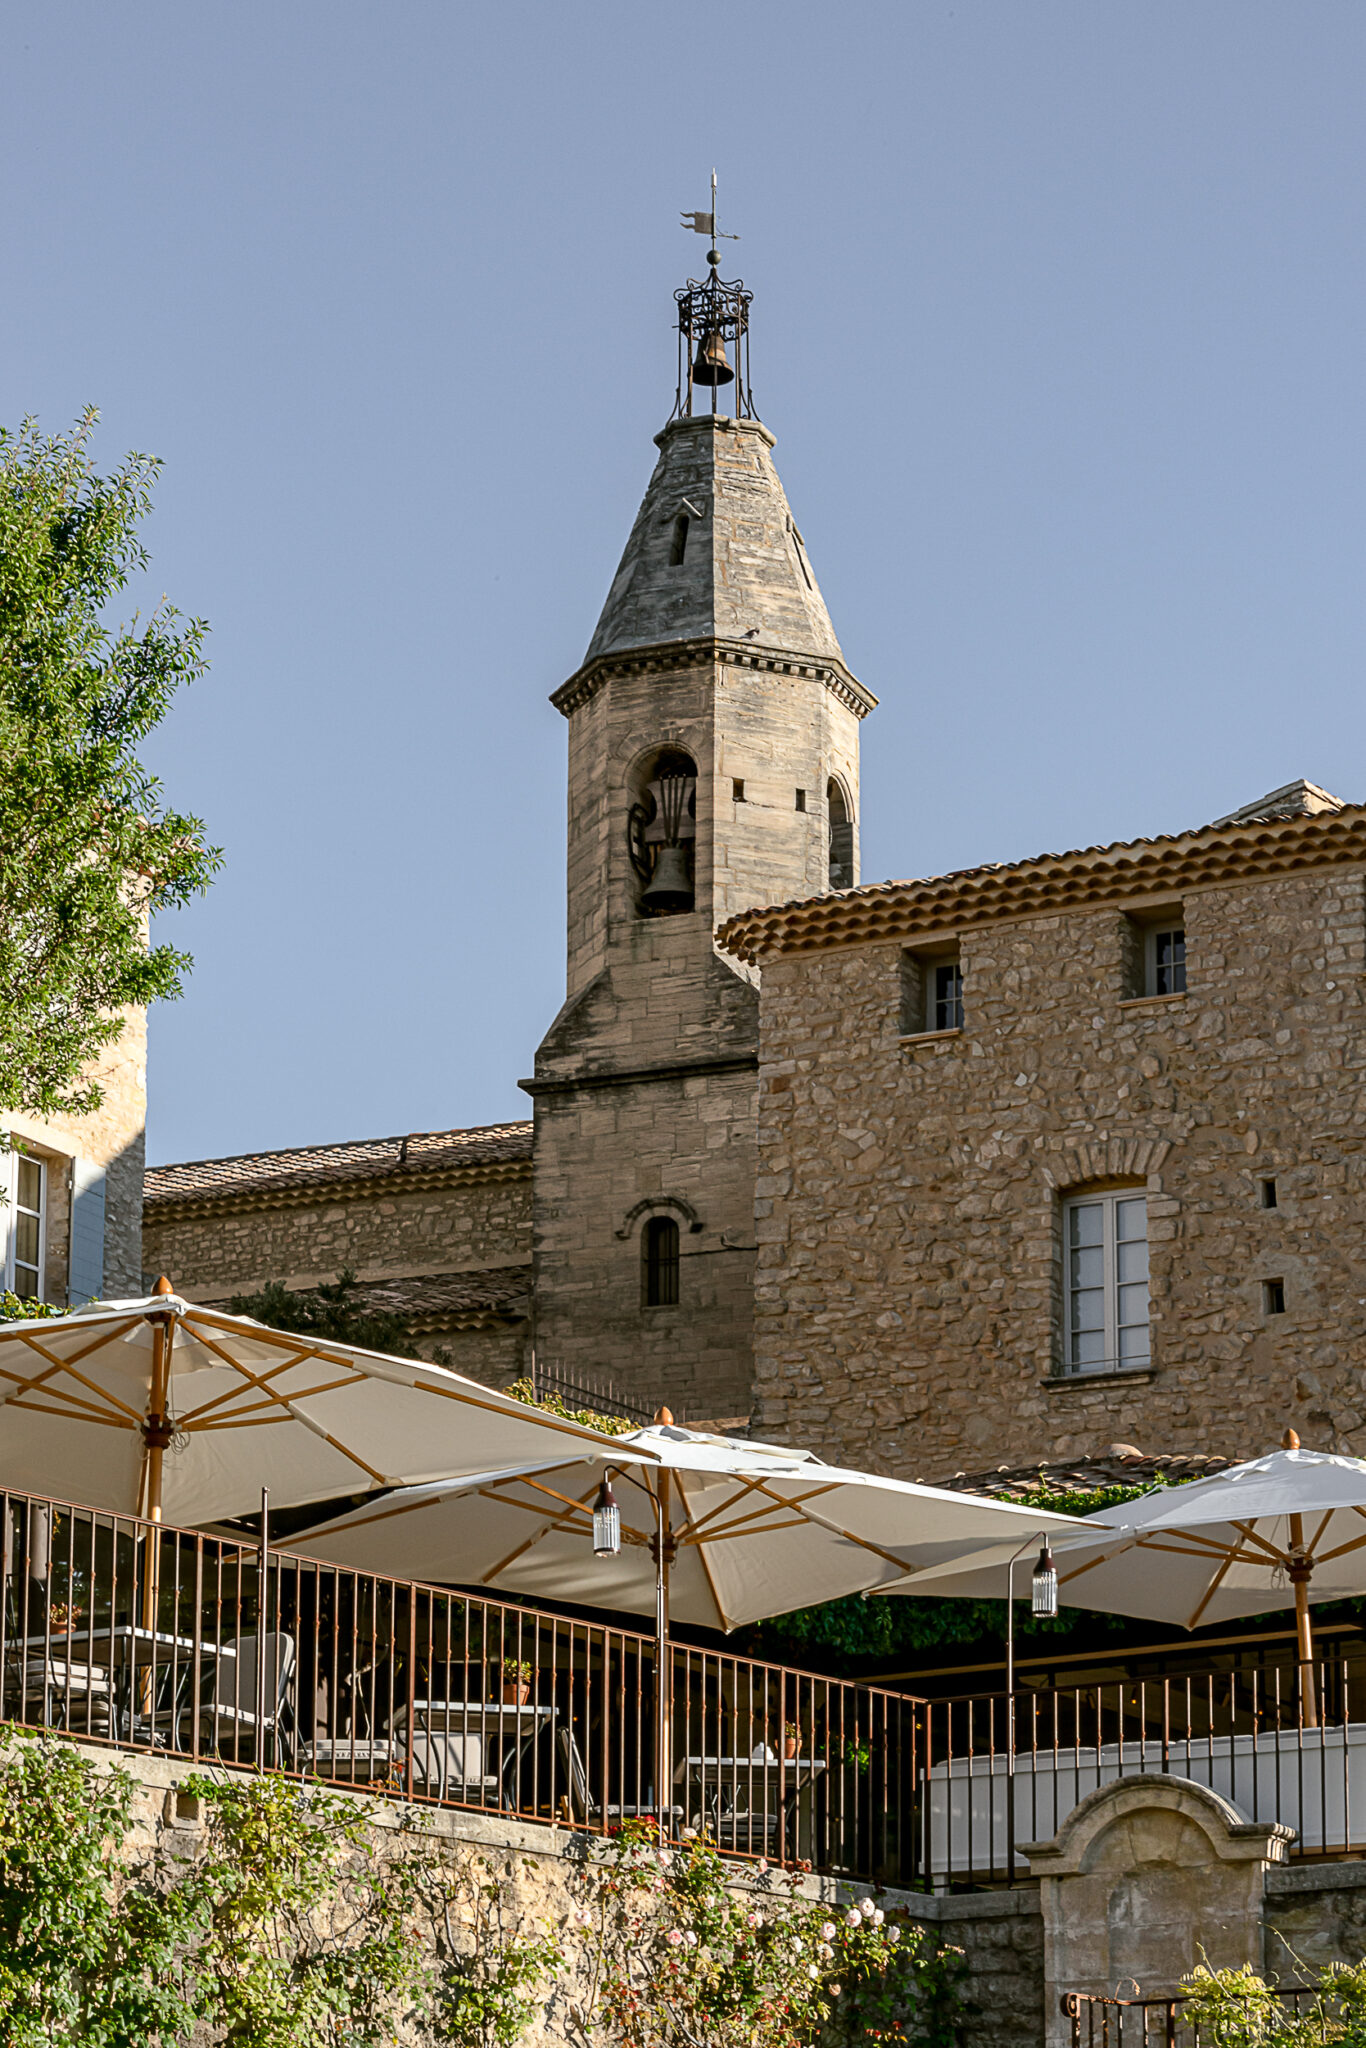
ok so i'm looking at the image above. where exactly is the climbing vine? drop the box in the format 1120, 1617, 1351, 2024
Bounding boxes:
564, 1817, 963, 2048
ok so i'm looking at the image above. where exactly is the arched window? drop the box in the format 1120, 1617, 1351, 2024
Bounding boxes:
827, 779, 854, 890
642, 1216, 680, 1307
628, 749, 698, 917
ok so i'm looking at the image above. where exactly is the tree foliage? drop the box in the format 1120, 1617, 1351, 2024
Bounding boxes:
228, 1269, 422, 1360
0, 411, 219, 1118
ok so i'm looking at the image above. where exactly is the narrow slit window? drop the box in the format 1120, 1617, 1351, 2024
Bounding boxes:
643, 1216, 680, 1308
795, 788, 807, 812
1260, 1178, 1278, 1210
1263, 1278, 1286, 1316
669, 516, 689, 566
732, 778, 745, 803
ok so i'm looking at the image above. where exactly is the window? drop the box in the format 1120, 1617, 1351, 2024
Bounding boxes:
930, 961, 963, 1032
795, 788, 807, 812
899, 948, 964, 1035
1263, 1278, 1286, 1316
732, 778, 745, 803
827, 779, 853, 889
1260, 1178, 1278, 1210
1148, 927, 1186, 996
6, 1152, 45, 1301
1063, 1191, 1149, 1375
642, 1216, 680, 1308
669, 515, 689, 566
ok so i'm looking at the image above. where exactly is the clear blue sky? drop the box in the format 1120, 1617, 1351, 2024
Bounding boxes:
5, 2, 1365, 1165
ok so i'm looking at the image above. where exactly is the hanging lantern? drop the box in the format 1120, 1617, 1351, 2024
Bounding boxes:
593, 1478, 621, 1557
1031, 1541, 1058, 1617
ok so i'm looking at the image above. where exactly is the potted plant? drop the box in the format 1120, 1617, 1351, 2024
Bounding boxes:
783, 1721, 801, 1761
501, 1658, 534, 1705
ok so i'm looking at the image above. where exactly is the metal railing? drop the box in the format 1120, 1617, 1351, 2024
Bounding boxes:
529, 1360, 663, 1427
922, 1656, 1366, 1880
1063, 1986, 1321, 2045
7, 1484, 1366, 1888
0, 1488, 912, 1883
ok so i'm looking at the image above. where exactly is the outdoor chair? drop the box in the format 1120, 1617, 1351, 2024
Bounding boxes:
404, 1730, 502, 1801
3, 1645, 116, 1737
557, 1728, 684, 1828
163, 1631, 297, 1765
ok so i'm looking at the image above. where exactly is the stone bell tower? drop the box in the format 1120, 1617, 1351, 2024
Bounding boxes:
524, 243, 876, 1422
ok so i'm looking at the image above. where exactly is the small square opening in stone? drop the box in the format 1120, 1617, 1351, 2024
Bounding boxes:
1260, 1177, 1278, 1209
795, 788, 807, 811
732, 778, 745, 803
1262, 1277, 1286, 1316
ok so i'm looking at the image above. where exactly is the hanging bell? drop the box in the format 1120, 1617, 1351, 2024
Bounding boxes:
640, 843, 694, 914
692, 326, 734, 387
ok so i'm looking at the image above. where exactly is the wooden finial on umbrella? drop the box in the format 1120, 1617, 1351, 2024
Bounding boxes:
1283, 1427, 1301, 1450
655, 1406, 674, 1426
153, 1275, 174, 1296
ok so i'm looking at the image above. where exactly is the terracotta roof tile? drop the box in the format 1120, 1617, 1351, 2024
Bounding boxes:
145, 1122, 532, 1209
933, 1449, 1233, 1497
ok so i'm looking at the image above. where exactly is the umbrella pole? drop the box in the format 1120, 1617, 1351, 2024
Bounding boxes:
655, 1469, 671, 1837
1289, 1513, 1318, 1729
139, 1314, 173, 1635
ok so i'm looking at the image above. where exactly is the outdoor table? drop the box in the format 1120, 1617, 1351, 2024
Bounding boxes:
18, 1624, 237, 1736
675, 1754, 827, 1855
399, 1698, 555, 1804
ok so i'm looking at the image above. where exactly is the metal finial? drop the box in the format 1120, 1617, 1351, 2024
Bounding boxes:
673, 176, 756, 422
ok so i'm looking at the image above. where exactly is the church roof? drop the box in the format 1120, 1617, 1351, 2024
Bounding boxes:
578, 413, 847, 672
718, 787, 1366, 964
145, 1121, 532, 1217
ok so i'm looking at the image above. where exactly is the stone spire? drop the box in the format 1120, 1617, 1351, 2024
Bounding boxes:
583, 413, 847, 670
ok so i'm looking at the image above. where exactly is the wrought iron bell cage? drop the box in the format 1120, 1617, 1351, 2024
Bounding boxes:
673, 261, 757, 420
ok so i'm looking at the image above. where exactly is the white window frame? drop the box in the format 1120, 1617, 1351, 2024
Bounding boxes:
4, 1147, 46, 1301
926, 957, 963, 1033
1062, 1188, 1150, 1376
1145, 925, 1186, 997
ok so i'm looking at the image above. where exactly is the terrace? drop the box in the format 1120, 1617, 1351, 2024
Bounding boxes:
5, 1483, 1363, 1889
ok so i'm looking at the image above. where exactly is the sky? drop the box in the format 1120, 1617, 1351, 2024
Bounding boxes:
4, 2, 1366, 1166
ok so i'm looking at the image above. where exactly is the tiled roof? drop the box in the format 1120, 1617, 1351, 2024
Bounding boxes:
145, 1122, 533, 1215
933, 1447, 1233, 1498
361, 1266, 531, 1333
717, 800, 1366, 964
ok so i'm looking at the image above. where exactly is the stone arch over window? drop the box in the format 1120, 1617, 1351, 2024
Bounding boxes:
615, 1194, 705, 1240
627, 747, 698, 917
827, 776, 854, 890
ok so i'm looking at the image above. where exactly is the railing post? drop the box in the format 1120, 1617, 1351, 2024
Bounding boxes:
404, 1593, 417, 1805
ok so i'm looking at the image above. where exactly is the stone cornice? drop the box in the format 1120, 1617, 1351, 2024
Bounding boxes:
551, 637, 876, 722
143, 1156, 532, 1224
519, 1051, 758, 1099
717, 805, 1366, 964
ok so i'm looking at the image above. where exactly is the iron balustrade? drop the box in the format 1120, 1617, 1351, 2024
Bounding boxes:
5, 1485, 1366, 1887
1062, 1986, 1321, 2045
0, 1487, 916, 1884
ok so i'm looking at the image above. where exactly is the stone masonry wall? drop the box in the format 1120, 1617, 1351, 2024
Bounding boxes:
751, 865, 1366, 1479
62, 1738, 986, 2048
142, 1169, 531, 1303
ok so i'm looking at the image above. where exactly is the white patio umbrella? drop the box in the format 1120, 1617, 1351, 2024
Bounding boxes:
887, 1431, 1366, 1727
285, 1413, 1089, 1634
0, 1282, 650, 1528
286, 1413, 1086, 1822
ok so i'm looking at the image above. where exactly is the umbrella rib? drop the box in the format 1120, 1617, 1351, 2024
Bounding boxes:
1183, 1539, 1248, 1631
5, 1400, 138, 1429
1305, 1510, 1335, 1560
0, 1356, 145, 1428
1309, 1528, 1366, 1567
7, 1319, 143, 1373
661, 1468, 737, 1633
173, 1327, 329, 1420
474, 1479, 610, 1582
178, 1374, 364, 1427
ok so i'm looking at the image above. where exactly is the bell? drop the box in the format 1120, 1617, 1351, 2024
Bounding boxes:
640, 843, 694, 914
691, 326, 734, 387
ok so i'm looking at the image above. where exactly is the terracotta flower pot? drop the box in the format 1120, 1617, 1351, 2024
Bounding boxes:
784, 1736, 799, 1760
503, 1680, 532, 1705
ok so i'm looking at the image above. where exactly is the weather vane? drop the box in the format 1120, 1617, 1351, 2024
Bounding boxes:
673, 173, 755, 421
680, 170, 740, 265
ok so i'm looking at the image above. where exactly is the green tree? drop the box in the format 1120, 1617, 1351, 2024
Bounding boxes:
229, 1268, 422, 1359
0, 410, 219, 1119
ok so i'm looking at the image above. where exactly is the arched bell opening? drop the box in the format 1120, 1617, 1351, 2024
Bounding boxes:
628, 748, 698, 917
827, 777, 854, 890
